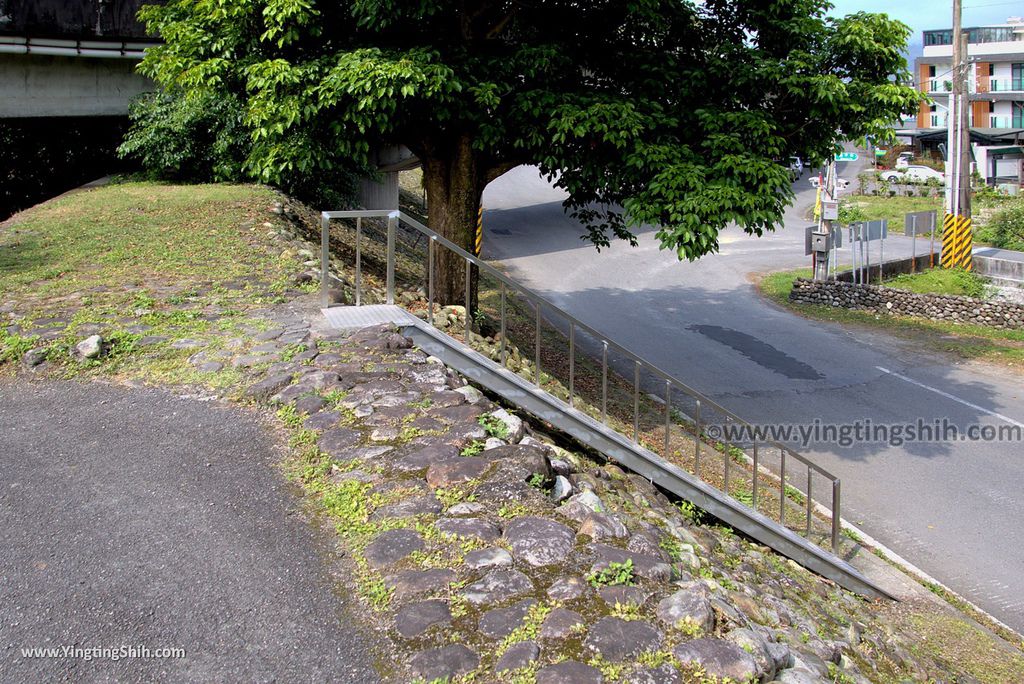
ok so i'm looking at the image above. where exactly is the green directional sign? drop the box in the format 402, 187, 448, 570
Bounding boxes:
834, 152, 859, 162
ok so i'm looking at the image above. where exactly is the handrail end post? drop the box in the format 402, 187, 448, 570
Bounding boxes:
320, 214, 330, 309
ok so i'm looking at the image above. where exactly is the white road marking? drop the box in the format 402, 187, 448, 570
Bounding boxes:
876, 366, 1024, 429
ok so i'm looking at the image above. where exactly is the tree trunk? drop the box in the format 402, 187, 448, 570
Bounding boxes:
422, 135, 485, 310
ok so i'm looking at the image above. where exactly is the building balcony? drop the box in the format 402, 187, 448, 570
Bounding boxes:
987, 78, 1024, 92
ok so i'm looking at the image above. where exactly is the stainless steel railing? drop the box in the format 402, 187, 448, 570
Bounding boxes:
321, 209, 842, 551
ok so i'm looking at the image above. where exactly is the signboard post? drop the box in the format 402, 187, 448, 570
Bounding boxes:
849, 220, 889, 284
834, 152, 859, 162
904, 210, 938, 272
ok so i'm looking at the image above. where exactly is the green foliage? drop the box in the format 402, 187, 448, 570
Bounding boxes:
588, 559, 635, 588
0, 329, 36, 364
137, 0, 920, 264
886, 268, 987, 299
478, 413, 510, 440
986, 199, 1024, 251
459, 440, 485, 457
119, 91, 358, 208
497, 503, 529, 519
119, 92, 249, 183
659, 536, 683, 562
527, 472, 547, 490
676, 499, 707, 525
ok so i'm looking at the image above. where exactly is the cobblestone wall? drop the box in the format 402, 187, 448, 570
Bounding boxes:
790, 278, 1024, 330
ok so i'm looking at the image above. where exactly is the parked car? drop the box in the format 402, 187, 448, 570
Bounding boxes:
879, 165, 944, 184
895, 151, 914, 169
789, 156, 804, 179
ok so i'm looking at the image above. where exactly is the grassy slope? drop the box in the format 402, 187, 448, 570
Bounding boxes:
0, 181, 310, 383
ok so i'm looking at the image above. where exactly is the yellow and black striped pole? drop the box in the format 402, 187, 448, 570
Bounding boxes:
475, 204, 483, 256
941, 213, 957, 269
941, 213, 974, 271
956, 216, 973, 271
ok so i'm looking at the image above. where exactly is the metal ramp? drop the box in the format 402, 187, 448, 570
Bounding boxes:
322, 304, 419, 331
319, 209, 894, 600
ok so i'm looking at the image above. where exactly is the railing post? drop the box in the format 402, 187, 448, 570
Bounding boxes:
500, 282, 507, 367
320, 214, 330, 309
633, 361, 640, 443
663, 380, 671, 459
601, 341, 608, 425
386, 212, 396, 305
779, 449, 787, 525
832, 480, 841, 552
427, 237, 435, 326
355, 217, 362, 307
806, 468, 813, 537
694, 400, 702, 478
723, 437, 730, 497
568, 322, 575, 408
464, 260, 472, 344
751, 442, 759, 509
534, 303, 541, 386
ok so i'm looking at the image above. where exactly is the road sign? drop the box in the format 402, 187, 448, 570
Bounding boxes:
849, 220, 888, 242
834, 152, 858, 162
904, 210, 936, 236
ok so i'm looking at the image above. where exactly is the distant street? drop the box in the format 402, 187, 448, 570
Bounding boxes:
483, 156, 1024, 632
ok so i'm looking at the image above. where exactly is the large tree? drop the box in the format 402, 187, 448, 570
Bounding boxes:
137, 0, 919, 303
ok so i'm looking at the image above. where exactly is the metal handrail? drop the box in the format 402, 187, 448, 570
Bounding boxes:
321, 209, 842, 549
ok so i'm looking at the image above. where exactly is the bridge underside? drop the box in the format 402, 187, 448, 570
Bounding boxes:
0, 53, 151, 118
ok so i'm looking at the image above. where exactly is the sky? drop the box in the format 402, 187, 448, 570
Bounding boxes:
828, 0, 1021, 38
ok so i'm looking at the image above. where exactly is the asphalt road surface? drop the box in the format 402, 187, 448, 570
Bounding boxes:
483, 157, 1024, 632
0, 380, 379, 683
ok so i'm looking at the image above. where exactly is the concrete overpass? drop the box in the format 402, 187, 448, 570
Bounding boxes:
0, 1, 156, 117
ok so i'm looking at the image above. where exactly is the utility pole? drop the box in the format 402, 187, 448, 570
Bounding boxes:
958, 30, 972, 218
946, 0, 962, 217
943, 0, 974, 270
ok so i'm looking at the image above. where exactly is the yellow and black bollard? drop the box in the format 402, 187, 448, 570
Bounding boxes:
475, 204, 483, 257
941, 213, 974, 271
956, 216, 973, 271
941, 213, 957, 269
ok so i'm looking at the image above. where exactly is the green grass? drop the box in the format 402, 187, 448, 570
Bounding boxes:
0, 181, 304, 382
840, 194, 943, 226
760, 268, 1024, 367
0, 181, 285, 298
885, 268, 988, 298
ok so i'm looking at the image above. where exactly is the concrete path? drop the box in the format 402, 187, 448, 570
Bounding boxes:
0, 380, 380, 683
482, 158, 1024, 632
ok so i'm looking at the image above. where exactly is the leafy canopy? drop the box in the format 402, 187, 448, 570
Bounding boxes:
137, 0, 921, 258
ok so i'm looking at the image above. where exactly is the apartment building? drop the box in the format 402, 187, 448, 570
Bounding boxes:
916, 18, 1024, 130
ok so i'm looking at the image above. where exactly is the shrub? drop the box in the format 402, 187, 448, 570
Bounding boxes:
119, 91, 360, 209
119, 92, 249, 183
986, 200, 1024, 251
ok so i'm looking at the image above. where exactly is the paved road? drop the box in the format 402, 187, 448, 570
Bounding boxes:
483, 158, 1024, 632
0, 380, 379, 683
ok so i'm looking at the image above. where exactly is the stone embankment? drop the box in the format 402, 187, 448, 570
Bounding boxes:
790, 278, 1024, 330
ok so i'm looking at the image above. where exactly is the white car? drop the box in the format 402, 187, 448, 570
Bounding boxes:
880, 165, 944, 183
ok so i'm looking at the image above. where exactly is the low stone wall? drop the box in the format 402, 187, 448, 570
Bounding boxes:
790, 278, 1024, 330
835, 254, 936, 283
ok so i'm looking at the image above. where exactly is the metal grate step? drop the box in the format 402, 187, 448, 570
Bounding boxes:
321, 304, 420, 331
